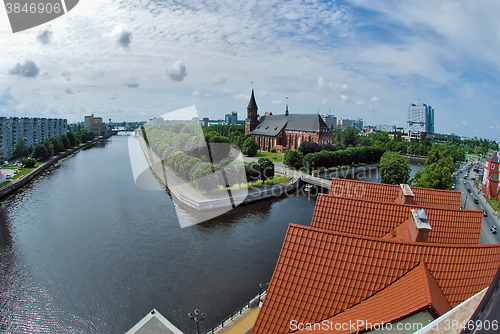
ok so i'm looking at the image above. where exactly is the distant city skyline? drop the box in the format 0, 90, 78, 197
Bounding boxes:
0, 0, 499, 140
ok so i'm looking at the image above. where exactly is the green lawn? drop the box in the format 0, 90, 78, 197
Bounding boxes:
483, 194, 500, 212
254, 151, 284, 162
0, 181, 11, 188
13, 168, 34, 180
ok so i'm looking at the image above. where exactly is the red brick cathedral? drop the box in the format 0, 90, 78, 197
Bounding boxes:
244, 89, 332, 151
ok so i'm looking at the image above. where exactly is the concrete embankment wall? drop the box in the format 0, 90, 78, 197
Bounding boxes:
0, 139, 99, 200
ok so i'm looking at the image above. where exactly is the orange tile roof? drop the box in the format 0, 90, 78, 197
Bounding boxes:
329, 178, 462, 210
251, 224, 500, 334
312, 194, 483, 244
295, 263, 451, 334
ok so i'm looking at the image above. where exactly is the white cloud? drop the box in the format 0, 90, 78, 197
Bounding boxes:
192, 91, 200, 96
36, 25, 53, 45
462, 120, 468, 125
166, 61, 187, 82
340, 94, 348, 103
222, 88, 232, 94
272, 100, 282, 105
124, 78, 139, 88
211, 75, 226, 85
204, 93, 211, 97
317, 77, 325, 89
9, 60, 40, 78
62, 71, 71, 81
357, 100, 365, 105
322, 98, 328, 104
371, 96, 379, 102
233, 93, 248, 101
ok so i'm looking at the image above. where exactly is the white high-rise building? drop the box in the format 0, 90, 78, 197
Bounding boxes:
407, 103, 434, 133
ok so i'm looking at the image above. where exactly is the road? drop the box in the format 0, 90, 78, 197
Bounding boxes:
454, 164, 500, 244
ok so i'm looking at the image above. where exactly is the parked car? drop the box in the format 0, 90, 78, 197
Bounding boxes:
483, 210, 488, 217
3, 161, 8, 166
13, 169, 18, 174
474, 198, 479, 204
460, 170, 463, 173
490, 226, 497, 234
467, 188, 471, 193
464, 180, 467, 184
5, 173, 11, 179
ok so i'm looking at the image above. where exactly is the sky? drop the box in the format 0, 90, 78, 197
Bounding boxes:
0, 0, 499, 140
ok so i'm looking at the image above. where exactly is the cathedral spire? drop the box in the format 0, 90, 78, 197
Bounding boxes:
285, 96, 289, 116
247, 89, 258, 110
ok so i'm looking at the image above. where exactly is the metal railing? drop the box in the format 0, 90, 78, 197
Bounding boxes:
205, 287, 268, 334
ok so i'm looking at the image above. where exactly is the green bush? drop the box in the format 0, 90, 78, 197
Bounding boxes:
21, 157, 36, 168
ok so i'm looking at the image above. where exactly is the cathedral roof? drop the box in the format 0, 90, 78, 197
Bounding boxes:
250, 114, 330, 136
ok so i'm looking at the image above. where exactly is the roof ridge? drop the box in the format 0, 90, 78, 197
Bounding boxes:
419, 262, 452, 314
319, 193, 483, 214
288, 223, 500, 248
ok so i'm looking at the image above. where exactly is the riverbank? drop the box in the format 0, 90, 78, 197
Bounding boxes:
0, 138, 100, 200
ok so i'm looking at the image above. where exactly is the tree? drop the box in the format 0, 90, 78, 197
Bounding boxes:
242, 137, 258, 157
192, 162, 216, 192
13, 137, 28, 159
60, 134, 71, 149
67, 132, 77, 147
283, 149, 303, 168
379, 151, 411, 185
244, 162, 261, 184
412, 147, 454, 190
32, 144, 49, 160
258, 158, 275, 182
21, 157, 36, 168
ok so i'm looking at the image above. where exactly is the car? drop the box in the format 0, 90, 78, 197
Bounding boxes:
483, 210, 488, 217
490, 226, 497, 234
467, 188, 471, 193
471, 177, 475, 181
474, 198, 479, 204
460, 170, 463, 173
13, 169, 18, 174
3, 161, 8, 166
464, 180, 467, 184
451, 185, 456, 190
5, 173, 11, 179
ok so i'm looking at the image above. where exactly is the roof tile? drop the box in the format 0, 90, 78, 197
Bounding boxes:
251, 224, 500, 334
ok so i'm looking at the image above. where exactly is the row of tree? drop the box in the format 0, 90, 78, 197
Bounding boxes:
283, 146, 385, 171
143, 123, 275, 192
12, 131, 95, 160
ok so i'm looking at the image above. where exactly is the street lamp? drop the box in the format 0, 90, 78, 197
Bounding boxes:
188, 309, 206, 334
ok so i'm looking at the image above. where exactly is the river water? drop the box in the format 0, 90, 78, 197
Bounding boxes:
0, 135, 318, 333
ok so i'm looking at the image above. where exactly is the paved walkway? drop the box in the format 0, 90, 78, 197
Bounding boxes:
219, 307, 260, 334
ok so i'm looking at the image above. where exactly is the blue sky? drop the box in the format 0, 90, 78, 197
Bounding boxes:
0, 0, 499, 140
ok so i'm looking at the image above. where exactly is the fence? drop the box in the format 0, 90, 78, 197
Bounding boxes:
205, 286, 268, 334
